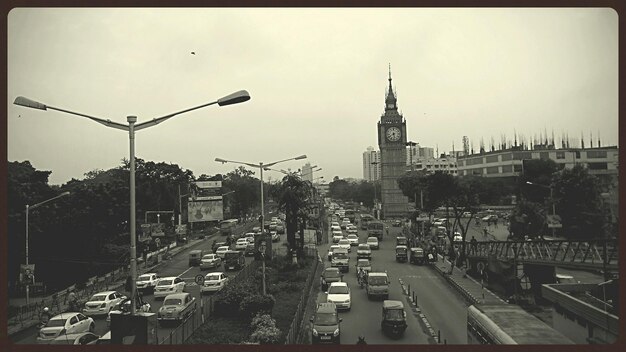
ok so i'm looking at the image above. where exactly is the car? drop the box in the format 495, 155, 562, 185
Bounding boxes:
337, 239, 351, 252
346, 234, 359, 246
310, 303, 342, 344
271, 232, 280, 242
212, 241, 227, 253
157, 292, 197, 325
392, 219, 403, 227
37, 313, 95, 343
82, 291, 126, 317
201, 272, 229, 293
366, 237, 379, 250
153, 277, 186, 299
235, 238, 249, 251
331, 221, 340, 228
320, 267, 343, 291
433, 218, 447, 227
269, 222, 277, 231
346, 225, 358, 234
366, 272, 390, 300
355, 258, 372, 275
199, 254, 222, 270
332, 233, 343, 244
47, 332, 101, 345
244, 243, 257, 257
462, 211, 472, 218
95, 331, 111, 345
330, 225, 342, 233
215, 246, 230, 259
252, 226, 261, 233
136, 273, 159, 293
245, 236, 255, 244
453, 232, 463, 242
276, 224, 285, 234
106, 296, 151, 327
356, 243, 372, 259
482, 214, 498, 222
340, 220, 350, 230
326, 282, 351, 311
327, 245, 341, 261
244, 232, 256, 239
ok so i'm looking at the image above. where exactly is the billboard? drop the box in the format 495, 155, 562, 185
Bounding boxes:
188, 200, 223, 222
193, 181, 223, 201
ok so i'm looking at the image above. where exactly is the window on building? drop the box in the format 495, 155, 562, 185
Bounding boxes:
458, 160, 465, 166
586, 150, 607, 159
501, 165, 513, 173
486, 155, 499, 163
587, 162, 608, 170
487, 166, 499, 174
501, 153, 513, 161
575, 151, 581, 159
472, 169, 483, 175
540, 152, 550, 160
467, 158, 484, 166
513, 164, 523, 172
556, 151, 565, 159
513, 152, 533, 160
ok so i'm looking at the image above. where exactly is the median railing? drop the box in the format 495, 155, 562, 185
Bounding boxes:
284, 248, 321, 344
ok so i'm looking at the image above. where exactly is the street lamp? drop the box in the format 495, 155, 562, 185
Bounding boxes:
371, 161, 380, 219
215, 154, 307, 236
525, 181, 556, 238
15, 90, 250, 314
25, 191, 70, 305
406, 141, 417, 171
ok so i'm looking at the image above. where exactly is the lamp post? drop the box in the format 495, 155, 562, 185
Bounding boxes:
25, 191, 70, 305
15, 90, 250, 313
259, 240, 267, 295
406, 141, 417, 172
525, 181, 556, 238
215, 155, 307, 237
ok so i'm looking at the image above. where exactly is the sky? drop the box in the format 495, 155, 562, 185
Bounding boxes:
7, 8, 619, 185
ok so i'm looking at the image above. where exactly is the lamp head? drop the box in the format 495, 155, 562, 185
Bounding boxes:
295, 155, 307, 160
61, 191, 70, 196
14, 96, 47, 110
215, 158, 228, 164
217, 90, 250, 106
526, 181, 532, 185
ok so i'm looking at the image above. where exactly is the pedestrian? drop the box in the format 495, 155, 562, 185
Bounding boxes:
470, 236, 477, 254
483, 227, 489, 238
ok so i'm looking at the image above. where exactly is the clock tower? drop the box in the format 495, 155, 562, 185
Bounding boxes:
377, 66, 408, 219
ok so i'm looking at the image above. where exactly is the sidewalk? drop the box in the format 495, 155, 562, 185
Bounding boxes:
431, 255, 507, 306
7, 235, 209, 338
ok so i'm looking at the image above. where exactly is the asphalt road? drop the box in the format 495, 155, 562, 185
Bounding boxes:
314, 221, 468, 344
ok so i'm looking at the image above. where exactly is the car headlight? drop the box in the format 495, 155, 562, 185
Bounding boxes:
312, 329, 318, 336
333, 328, 340, 336
100, 303, 107, 308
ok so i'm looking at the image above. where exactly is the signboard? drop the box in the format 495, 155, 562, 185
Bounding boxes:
188, 200, 224, 222
175, 224, 187, 235
20, 264, 35, 285
192, 181, 223, 201
546, 214, 562, 229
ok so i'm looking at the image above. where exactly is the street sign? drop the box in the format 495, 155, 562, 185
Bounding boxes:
154, 237, 161, 245
546, 215, 562, 229
194, 274, 205, 285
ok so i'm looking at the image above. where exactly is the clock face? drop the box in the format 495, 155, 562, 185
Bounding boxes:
386, 127, 401, 142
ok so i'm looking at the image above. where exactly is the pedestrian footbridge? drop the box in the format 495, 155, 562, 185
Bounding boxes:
464, 239, 618, 273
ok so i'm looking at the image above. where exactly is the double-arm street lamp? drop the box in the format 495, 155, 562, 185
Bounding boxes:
525, 181, 556, 238
371, 161, 380, 219
25, 191, 70, 305
215, 155, 307, 234
15, 90, 250, 313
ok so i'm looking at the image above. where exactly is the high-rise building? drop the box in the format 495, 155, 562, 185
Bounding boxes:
377, 67, 409, 219
301, 162, 313, 182
405, 143, 435, 167
362, 146, 381, 181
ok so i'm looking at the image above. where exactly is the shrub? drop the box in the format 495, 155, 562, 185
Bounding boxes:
249, 313, 281, 344
240, 294, 275, 318
213, 279, 258, 317
186, 317, 251, 344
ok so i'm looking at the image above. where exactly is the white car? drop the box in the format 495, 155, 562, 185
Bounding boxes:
326, 282, 351, 310
201, 272, 229, 293
338, 239, 351, 252
153, 277, 186, 299
346, 234, 359, 246
453, 232, 463, 242
332, 232, 343, 244
82, 291, 126, 316
346, 225, 358, 234
366, 237, 379, 250
331, 221, 340, 228
199, 254, 222, 270
235, 238, 249, 251
330, 225, 342, 233
47, 332, 101, 345
327, 245, 341, 261
106, 297, 151, 327
37, 312, 95, 343
215, 246, 230, 259
136, 273, 159, 292
340, 220, 350, 229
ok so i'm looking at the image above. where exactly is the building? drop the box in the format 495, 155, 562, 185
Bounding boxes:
407, 153, 458, 175
406, 143, 434, 166
456, 146, 618, 178
363, 146, 381, 181
542, 280, 618, 344
376, 67, 409, 219
301, 162, 313, 182
315, 182, 329, 196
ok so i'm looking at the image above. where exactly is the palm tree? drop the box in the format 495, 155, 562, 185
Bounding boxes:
270, 173, 314, 254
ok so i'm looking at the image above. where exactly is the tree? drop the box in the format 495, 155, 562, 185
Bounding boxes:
552, 165, 604, 239
519, 159, 558, 203
270, 174, 314, 253
509, 200, 545, 239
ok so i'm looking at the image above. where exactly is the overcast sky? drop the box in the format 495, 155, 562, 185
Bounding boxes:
7, 8, 618, 185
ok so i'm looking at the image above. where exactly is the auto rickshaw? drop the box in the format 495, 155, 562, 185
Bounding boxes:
395, 245, 408, 262
381, 300, 407, 337
427, 244, 438, 263
409, 247, 425, 265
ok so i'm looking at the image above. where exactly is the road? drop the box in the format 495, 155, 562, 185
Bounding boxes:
13, 221, 263, 345
313, 219, 469, 344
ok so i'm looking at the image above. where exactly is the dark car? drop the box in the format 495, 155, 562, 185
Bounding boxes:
310, 303, 342, 344
224, 250, 245, 271
320, 267, 342, 291
392, 220, 402, 227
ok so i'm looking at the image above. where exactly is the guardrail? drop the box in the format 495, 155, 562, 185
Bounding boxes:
284, 248, 320, 344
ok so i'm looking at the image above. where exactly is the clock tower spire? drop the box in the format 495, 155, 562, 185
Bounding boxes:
385, 64, 398, 111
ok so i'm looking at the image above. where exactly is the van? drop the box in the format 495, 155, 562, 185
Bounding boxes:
224, 250, 245, 271
188, 250, 204, 266
366, 272, 389, 300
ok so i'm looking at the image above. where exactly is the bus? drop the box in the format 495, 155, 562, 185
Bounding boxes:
220, 219, 238, 236
467, 304, 573, 344
367, 221, 384, 240
360, 214, 375, 230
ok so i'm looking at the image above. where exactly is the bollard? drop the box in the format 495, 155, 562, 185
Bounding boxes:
408, 284, 411, 293
438, 330, 441, 343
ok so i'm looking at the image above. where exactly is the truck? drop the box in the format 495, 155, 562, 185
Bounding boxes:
367, 221, 384, 241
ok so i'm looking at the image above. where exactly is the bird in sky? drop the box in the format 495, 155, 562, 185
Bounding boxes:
191, 51, 196, 55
